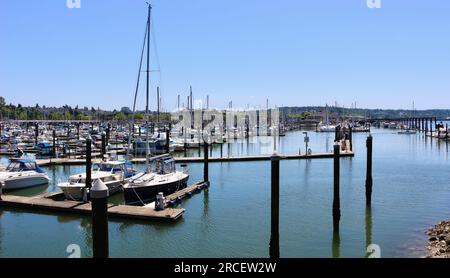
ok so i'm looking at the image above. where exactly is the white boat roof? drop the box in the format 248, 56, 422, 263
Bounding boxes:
69, 171, 114, 180
95, 160, 127, 166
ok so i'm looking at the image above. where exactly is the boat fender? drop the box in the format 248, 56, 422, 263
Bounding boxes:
204, 182, 210, 188
186, 191, 193, 197
177, 196, 183, 202
168, 200, 176, 207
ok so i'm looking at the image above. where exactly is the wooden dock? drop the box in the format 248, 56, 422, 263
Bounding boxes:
144, 181, 209, 209
138, 151, 355, 164
0, 191, 184, 222
4, 151, 354, 167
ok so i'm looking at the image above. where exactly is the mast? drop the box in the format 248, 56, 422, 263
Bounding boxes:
157, 86, 160, 126
126, 6, 148, 158
145, 3, 152, 170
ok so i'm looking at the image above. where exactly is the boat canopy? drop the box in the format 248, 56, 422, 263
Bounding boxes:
6, 160, 45, 173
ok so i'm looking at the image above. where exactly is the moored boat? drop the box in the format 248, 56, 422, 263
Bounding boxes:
0, 159, 50, 190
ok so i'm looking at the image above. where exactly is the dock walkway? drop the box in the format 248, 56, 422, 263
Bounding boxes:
12, 151, 354, 167
0, 191, 184, 222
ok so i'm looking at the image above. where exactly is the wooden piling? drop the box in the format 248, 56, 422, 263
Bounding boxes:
269, 153, 280, 259
35, 123, 39, 146
165, 128, 170, 153
349, 127, 353, 152
91, 179, 109, 258
101, 133, 106, 157
52, 130, 56, 158
204, 142, 209, 182
333, 144, 341, 232
365, 135, 373, 207
86, 138, 92, 190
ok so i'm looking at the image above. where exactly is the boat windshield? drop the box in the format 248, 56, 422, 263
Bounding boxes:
153, 158, 176, 175
6, 162, 37, 172
93, 163, 123, 173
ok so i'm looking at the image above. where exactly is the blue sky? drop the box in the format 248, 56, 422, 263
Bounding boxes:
1, 0, 450, 111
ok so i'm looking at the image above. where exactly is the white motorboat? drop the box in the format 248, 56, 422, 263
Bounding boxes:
0, 159, 50, 190
57, 160, 136, 200
319, 124, 336, 132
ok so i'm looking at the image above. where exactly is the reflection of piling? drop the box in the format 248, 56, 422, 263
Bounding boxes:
333, 144, 341, 232
365, 135, 373, 207
332, 231, 340, 258
365, 207, 373, 258
269, 154, 280, 259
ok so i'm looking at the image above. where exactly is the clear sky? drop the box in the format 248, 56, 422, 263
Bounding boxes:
1, 0, 450, 111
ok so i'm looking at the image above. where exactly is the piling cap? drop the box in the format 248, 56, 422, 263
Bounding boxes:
90, 179, 109, 199
271, 152, 280, 160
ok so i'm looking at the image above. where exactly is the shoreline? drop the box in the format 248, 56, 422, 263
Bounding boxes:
426, 221, 450, 258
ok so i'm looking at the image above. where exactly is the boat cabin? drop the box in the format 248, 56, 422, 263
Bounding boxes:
152, 156, 176, 175
92, 161, 135, 178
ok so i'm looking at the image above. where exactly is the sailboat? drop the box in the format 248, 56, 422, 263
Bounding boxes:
123, 4, 189, 206
318, 105, 336, 132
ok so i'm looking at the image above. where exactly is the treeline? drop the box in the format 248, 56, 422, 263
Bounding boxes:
0, 96, 171, 122
281, 106, 450, 120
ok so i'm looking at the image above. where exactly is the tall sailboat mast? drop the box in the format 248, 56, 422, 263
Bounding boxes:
145, 3, 152, 170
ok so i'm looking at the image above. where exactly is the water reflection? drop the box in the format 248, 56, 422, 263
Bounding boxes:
365, 207, 373, 258
332, 231, 340, 258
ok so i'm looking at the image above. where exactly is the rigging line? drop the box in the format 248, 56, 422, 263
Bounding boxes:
150, 15, 163, 110
127, 18, 148, 157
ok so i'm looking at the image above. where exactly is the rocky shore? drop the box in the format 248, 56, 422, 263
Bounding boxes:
426, 221, 450, 258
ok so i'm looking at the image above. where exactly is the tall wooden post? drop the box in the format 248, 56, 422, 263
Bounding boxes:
165, 128, 170, 153
365, 135, 373, 207
101, 132, 106, 157
52, 130, 56, 158
203, 142, 209, 182
333, 144, 341, 232
269, 154, 280, 259
91, 179, 109, 258
35, 123, 39, 146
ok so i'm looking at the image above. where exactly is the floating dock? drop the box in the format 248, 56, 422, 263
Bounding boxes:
14, 151, 354, 167
0, 191, 185, 222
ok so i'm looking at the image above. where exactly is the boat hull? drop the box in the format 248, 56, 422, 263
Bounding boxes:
1, 174, 49, 191
58, 180, 122, 200
123, 176, 189, 206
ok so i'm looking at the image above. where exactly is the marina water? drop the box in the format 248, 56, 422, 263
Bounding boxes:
1, 126, 450, 258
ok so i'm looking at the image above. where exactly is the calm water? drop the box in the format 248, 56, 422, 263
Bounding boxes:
1, 127, 450, 258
